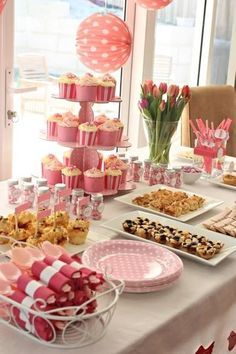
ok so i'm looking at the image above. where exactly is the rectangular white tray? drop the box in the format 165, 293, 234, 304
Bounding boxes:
102, 210, 236, 266
115, 185, 224, 222
208, 176, 236, 191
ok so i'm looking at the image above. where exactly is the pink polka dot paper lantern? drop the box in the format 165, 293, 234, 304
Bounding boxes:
0, 0, 8, 14
76, 13, 132, 73
136, 0, 173, 10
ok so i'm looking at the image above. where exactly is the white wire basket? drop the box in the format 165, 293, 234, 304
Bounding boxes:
0, 239, 124, 349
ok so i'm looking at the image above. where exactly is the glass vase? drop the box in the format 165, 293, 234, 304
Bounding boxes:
143, 118, 179, 164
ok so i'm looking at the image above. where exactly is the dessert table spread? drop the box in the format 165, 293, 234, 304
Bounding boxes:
0, 170, 235, 354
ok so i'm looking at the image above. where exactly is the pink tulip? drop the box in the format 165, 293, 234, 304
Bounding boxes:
159, 100, 166, 111
144, 80, 153, 94
152, 85, 161, 98
139, 98, 149, 109
181, 85, 190, 99
167, 85, 179, 97
159, 82, 167, 94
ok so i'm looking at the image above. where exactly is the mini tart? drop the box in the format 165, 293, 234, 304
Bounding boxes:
0, 216, 14, 235
67, 219, 90, 245
8, 211, 36, 227
196, 244, 216, 260
41, 226, 68, 245
46, 212, 69, 227
122, 220, 137, 234
9, 228, 31, 241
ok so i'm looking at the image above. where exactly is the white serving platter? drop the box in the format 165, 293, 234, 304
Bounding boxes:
101, 210, 236, 266
115, 185, 224, 222
208, 175, 236, 191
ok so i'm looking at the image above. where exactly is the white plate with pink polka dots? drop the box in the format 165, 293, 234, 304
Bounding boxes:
82, 239, 183, 292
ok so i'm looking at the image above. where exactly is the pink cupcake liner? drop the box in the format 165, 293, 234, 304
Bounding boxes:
120, 168, 128, 184
97, 86, 115, 102
59, 83, 76, 99
44, 169, 62, 185
75, 86, 97, 101
62, 175, 79, 189
105, 175, 121, 190
78, 130, 96, 146
97, 156, 103, 170
84, 176, 104, 193
117, 127, 124, 142
96, 130, 119, 147
47, 121, 58, 138
58, 126, 78, 142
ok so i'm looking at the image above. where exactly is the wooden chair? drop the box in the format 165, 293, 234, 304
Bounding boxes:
181, 85, 236, 157
17, 53, 57, 116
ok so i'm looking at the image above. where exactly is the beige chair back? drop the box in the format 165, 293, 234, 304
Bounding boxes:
181, 85, 236, 156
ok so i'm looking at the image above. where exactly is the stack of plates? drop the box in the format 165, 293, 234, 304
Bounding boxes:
82, 240, 183, 293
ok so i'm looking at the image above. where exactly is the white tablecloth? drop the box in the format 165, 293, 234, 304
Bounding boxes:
0, 177, 235, 354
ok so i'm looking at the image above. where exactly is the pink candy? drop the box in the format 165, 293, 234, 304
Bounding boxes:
182, 166, 202, 173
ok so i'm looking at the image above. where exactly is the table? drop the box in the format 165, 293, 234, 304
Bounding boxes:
0, 176, 235, 354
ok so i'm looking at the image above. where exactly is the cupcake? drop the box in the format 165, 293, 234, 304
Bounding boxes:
111, 119, 124, 142
67, 219, 89, 245
94, 114, 110, 127
63, 150, 72, 167
62, 166, 82, 189
75, 73, 98, 101
58, 113, 79, 142
104, 155, 128, 184
47, 113, 63, 139
105, 168, 122, 190
97, 74, 116, 101
44, 160, 64, 185
96, 121, 119, 147
58, 73, 78, 99
45, 211, 69, 228
78, 123, 97, 146
41, 226, 68, 245
84, 168, 105, 193
41, 154, 57, 178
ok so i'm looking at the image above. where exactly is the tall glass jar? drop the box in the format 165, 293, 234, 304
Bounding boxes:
21, 182, 35, 205
71, 188, 84, 216
132, 161, 143, 182
143, 159, 152, 181
37, 186, 50, 211
54, 183, 70, 211
91, 193, 104, 220
7, 179, 21, 204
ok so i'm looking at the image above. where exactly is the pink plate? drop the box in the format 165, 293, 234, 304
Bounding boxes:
124, 279, 180, 293
82, 240, 183, 288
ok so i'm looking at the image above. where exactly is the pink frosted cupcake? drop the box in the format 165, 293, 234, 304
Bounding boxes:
94, 114, 110, 127
44, 160, 64, 185
96, 121, 119, 147
104, 155, 128, 185
62, 166, 82, 189
58, 113, 79, 142
105, 168, 121, 190
78, 123, 97, 146
47, 113, 63, 139
97, 74, 116, 101
58, 73, 78, 99
111, 119, 124, 142
84, 168, 104, 193
63, 150, 72, 166
75, 73, 98, 101
41, 154, 57, 178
